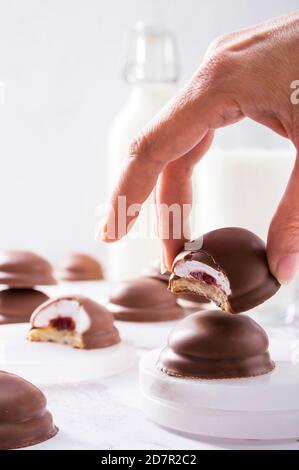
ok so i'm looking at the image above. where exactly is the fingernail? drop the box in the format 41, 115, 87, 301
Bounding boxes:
276, 253, 299, 284
160, 252, 167, 274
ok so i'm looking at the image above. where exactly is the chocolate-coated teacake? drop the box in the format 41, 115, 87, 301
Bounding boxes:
0, 289, 49, 325
159, 310, 275, 379
169, 227, 280, 313
28, 295, 120, 349
0, 370, 58, 449
0, 250, 55, 287
57, 253, 104, 281
107, 278, 183, 322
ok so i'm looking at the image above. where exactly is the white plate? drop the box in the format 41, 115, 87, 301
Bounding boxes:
0, 323, 136, 385
139, 349, 299, 439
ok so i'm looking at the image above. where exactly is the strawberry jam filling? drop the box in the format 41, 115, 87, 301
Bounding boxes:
189, 271, 218, 287
49, 316, 76, 331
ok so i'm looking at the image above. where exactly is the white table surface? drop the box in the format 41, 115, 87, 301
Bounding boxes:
2, 281, 299, 450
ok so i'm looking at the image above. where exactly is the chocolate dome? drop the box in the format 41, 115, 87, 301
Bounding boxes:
57, 253, 104, 281
0, 289, 49, 325
108, 278, 183, 322
0, 250, 55, 287
170, 227, 280, 313
159, 310, 275, 379
0, 370, 58, 449
28, 295, 120, 349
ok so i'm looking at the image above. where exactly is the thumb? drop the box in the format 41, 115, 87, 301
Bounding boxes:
267, 150, 299, 284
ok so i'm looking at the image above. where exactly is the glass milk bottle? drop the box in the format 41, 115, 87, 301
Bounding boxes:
107, 23, 179, 281
197, 146, 296, 324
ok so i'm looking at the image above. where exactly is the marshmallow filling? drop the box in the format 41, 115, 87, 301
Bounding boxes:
31, 299, 91, 333
170, 260, 232, 312
174, 260, 231, 296
28, 299, 91, 348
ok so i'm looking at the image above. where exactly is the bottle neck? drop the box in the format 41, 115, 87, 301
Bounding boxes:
124, 24, 179, 85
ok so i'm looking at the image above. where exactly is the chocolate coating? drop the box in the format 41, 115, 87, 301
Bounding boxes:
30, 295, 120, 349
159, 310, 275, 379
0, 250, 55, 287
171, 227, 280, 313
57, 253, 104, 281
0, 289, 49, 325
0, 370, 58, 449
108, 278, 184, 322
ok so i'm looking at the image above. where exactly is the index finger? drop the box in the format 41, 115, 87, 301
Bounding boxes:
156, 130, 215, 269
101, 80, 213, 242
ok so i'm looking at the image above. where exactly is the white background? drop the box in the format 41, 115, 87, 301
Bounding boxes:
0, 0, 297, 263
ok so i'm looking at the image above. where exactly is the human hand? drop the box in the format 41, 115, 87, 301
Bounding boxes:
102, 11, 299, 284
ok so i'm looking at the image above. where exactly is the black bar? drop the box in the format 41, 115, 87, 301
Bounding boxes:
0, 449, 298, 465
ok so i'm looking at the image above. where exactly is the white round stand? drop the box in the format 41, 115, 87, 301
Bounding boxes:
139, 349, 299, 439
0, 323, 136, 385
114, 320, 179, 349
